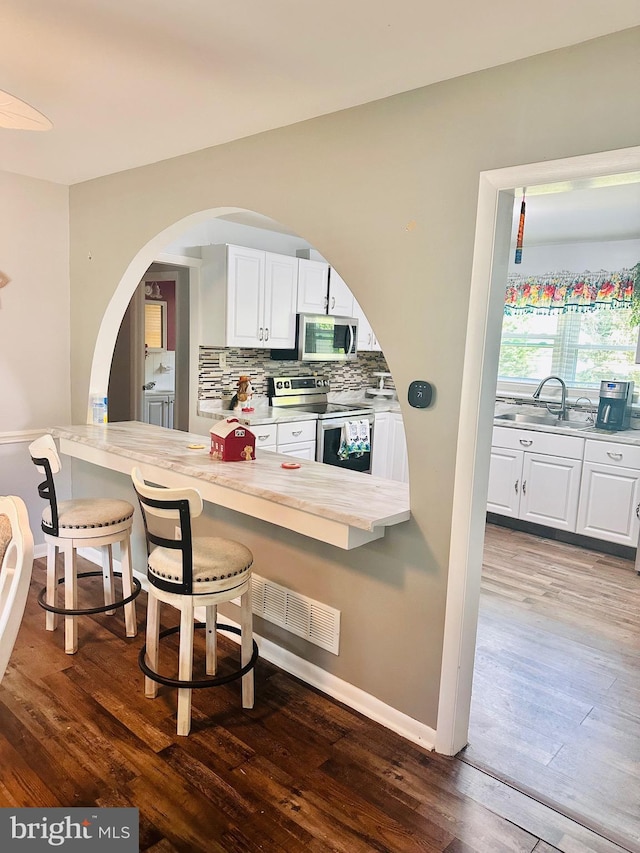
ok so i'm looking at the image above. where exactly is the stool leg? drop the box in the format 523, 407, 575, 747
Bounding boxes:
119, 530, 137, 637
102, 544, 116, 615
45, 542, 59, 632
144, 592, 160, 699
205, 604, 217, 675
240, 584, 254, 709
63, 542, 78, 655
177, 599, 195, 736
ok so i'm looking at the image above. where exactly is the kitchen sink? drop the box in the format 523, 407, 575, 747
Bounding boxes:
495, 412, 591, 430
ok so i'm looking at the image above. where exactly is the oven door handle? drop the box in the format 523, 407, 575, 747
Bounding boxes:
320, 415, 375, 430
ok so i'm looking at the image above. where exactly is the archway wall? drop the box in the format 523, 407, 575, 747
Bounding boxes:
68, 27, 640, 735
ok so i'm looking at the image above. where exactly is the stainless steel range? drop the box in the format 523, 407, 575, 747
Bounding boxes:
267, 375, 375, 473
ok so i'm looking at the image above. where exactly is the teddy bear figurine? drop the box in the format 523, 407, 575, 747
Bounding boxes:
229, 375, 254, 412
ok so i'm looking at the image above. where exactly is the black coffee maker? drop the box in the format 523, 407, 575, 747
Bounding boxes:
595, 380, 634, 431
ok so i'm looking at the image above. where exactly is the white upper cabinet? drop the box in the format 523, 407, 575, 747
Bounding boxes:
352, 297, 381, 351
200, 244, 298, 349
296, 261, 355, 317
263, 252, 299, 348
327, 268, 354, 317
297, 258, 330, 314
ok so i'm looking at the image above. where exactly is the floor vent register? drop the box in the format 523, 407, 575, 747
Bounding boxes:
249, 575, 341, 655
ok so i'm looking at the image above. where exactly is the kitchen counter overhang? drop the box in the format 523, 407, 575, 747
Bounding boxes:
52, 422, 410, 550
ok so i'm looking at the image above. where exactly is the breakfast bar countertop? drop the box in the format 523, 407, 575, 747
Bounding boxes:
52, 422, 410, 550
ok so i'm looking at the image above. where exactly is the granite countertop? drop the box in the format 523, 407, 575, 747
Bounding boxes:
197, 399, 318, 426
198, 392, 402, 425
53, 422, 410, 537
493, 402, 640, 446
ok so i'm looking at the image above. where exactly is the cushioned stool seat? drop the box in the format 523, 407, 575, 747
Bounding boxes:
148, 537, 253, 592
132, 467, 258, 736
29, 434, 141, 654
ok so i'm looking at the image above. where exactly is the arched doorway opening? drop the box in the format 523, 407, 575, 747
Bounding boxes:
89, 207, 407, 481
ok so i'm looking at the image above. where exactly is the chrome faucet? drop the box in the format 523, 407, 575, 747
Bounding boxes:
532, 375, 568, 420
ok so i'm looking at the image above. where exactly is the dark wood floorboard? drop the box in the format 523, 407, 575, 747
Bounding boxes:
0, 556, 633, 852
465, 523, 640, 853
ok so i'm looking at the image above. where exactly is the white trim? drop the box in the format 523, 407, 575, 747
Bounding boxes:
0, 429, 47, 445
439, 145, 640, 756
155, 252, 203, 268
75, 547, 435, 750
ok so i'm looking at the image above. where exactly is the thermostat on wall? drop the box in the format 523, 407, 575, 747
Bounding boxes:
408, 380, 433, 408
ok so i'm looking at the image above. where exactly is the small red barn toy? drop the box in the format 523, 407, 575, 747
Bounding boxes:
209, 418, 256, 462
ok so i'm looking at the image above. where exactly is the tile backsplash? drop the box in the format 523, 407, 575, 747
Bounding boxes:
199, 347, 393, 400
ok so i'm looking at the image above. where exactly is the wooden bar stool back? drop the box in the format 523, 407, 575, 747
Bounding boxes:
28, 434, 140, 654
0, 496, 35, 684
131, 467, 258, 736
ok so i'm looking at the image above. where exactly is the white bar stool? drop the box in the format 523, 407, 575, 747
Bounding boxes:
131, 467, 258, 737
29, 434, 141, 654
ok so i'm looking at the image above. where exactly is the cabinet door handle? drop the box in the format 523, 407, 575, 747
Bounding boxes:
514, 480, 519, 494
292, 430, 302, 437
636, 502, 640, 520
259, 327, 264, 341
258, 434, 270, 441
331, 296, 335, 310
522, 480, 527, 495
264, 327, 269, 341
519, 439, 533, 447
607, 451, 623, 460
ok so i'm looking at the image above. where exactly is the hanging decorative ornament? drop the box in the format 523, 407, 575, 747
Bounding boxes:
514, 189, 526, 264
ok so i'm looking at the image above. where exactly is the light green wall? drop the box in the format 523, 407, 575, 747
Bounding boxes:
68, 28, 640, 730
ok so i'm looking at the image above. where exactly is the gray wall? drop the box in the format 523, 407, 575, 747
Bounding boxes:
68, 28, 640, 731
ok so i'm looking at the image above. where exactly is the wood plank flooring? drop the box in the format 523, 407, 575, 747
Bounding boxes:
465, 523, 640, 853
0, 554, 634, 852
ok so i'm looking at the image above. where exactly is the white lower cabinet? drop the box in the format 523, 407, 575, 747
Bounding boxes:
576, 440, 640, 546
488, 427, 583, 532
144, 393, 174, 429
275, 420, 316, 460
487, 447, 524, 517
250, 420, 316, 459
371, 411, 408, 482
253, 423, 278, 454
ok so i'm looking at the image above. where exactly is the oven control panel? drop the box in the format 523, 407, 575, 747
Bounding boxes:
268, 375, 330, 399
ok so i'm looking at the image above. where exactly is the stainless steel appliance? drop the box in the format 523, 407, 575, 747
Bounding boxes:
271, 313, 358, 362
595, 380, 634, 431
268, 375, 375, 473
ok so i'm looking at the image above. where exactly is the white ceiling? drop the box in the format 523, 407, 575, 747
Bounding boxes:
511, 177, 640, 246
2, 0, 640, 186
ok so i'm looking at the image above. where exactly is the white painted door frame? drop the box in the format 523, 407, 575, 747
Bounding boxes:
436, 145, 640, 756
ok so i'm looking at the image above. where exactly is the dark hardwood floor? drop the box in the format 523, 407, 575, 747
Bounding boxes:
0, 554, 634, 852
466, 523, 640, 853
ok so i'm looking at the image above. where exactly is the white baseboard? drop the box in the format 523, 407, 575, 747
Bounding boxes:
69, 547, 437, 752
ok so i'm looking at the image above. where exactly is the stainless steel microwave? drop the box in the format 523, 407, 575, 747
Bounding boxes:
271, 313, 358, 361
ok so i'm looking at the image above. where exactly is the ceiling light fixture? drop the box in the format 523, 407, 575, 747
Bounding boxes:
0, 89, 52, 131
